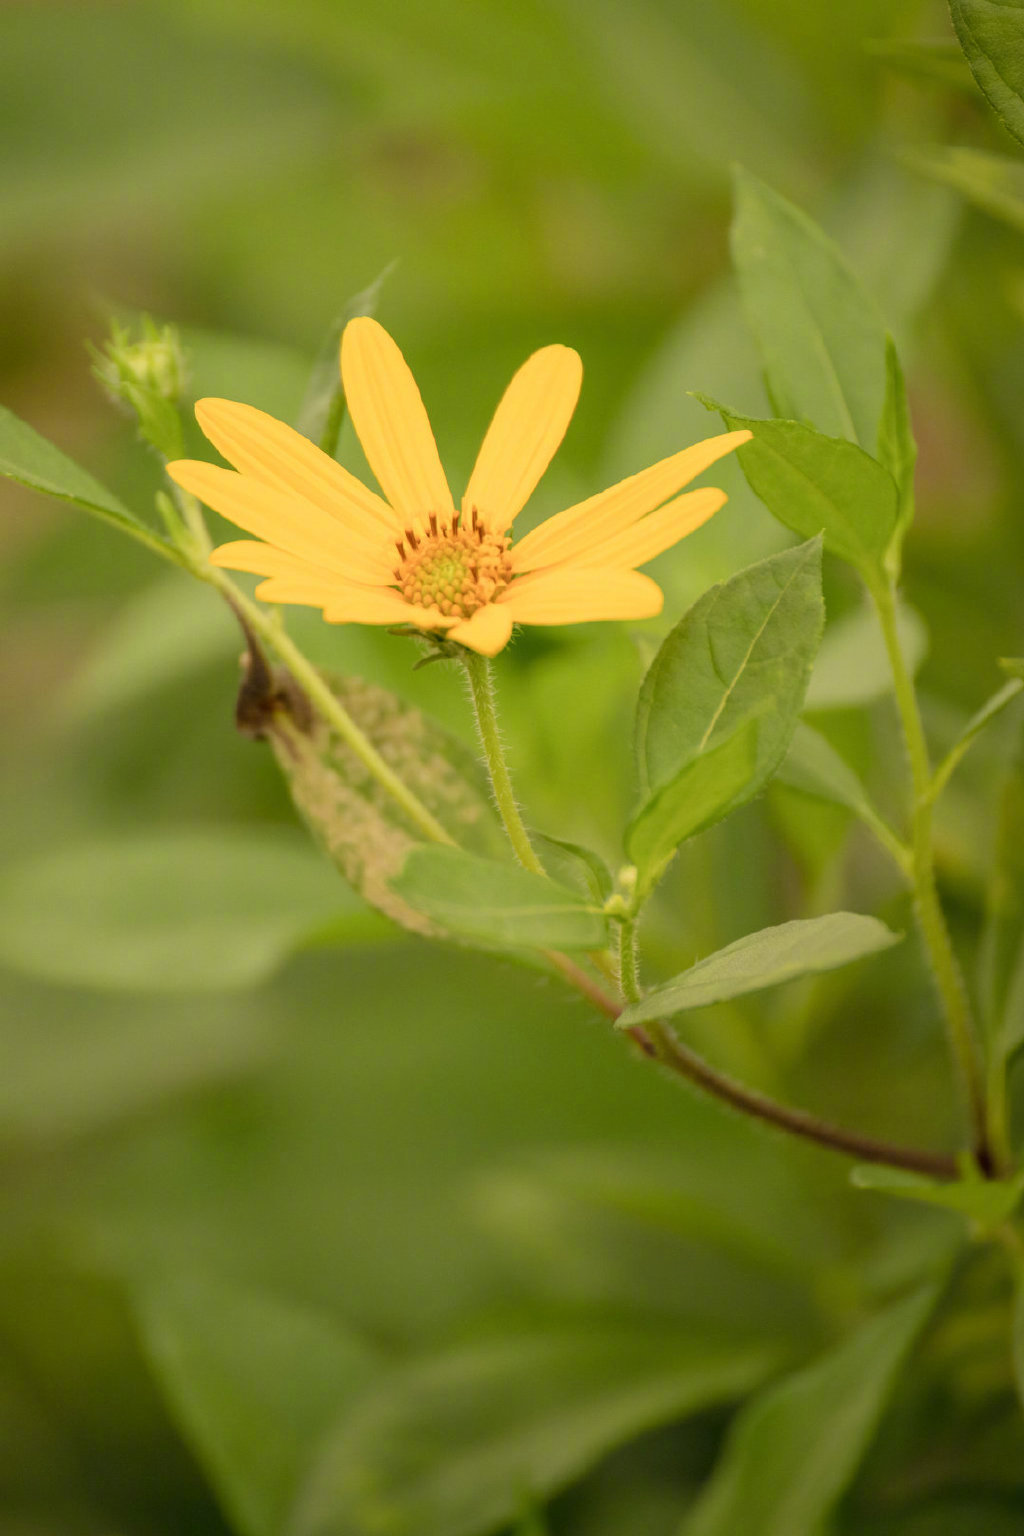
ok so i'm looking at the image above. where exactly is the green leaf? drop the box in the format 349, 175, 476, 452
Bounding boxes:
905, 145, 1024, 235
135, 1275, 377, 1536
877, 336, 917, 573
0, 828, 377, 993
1000, 657, 1024, 681
950, 0, 1024, 149
776, 724, 910, 872
636, 539, 824, 801
850, 1165, 1024, 1225
294, 265, 394, 455
695, 400, 900, 578
933, 678, 1024, 799
534, 834, 615, 904
866, 37, 977, 93
806, 598, 928, 709
679, 1285, 938, 1536
627, 719, 761, 893
617, 913, 900, 1029
778, 723, 876, 818
264, 673, 506, 938
391, 846, 608, 951
0, 402, 169, 551
292, 1325, 780, 1536
730, 167, 888, 446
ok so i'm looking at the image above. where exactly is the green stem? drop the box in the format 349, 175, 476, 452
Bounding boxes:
203, 568, 454, 847
617, 918, 642, 1004
462, 649, 545, 875
871, 577, 990, 1166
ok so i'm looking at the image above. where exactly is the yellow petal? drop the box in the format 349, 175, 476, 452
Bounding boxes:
511, 430, 750, 572
446, 602, 515, 656
253, 579, 424, 624
167, 461, 396, 585
341, 317, 454, 527
500, 567, 664, 624
462, 345, 582, 530
574, 487, 725, 569
210, 540, 348, 582
195, 398, 399, 542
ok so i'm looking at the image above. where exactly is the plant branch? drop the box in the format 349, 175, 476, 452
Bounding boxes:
870, 576, 990, 1167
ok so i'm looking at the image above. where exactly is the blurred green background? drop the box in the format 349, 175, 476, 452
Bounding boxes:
3, 1, 1024, 1532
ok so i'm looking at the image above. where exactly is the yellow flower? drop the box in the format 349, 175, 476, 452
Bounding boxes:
167, 318, 750, 657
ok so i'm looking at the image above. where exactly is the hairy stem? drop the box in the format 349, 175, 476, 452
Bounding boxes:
870, 577, 991, 1167
462, 649, 546, 875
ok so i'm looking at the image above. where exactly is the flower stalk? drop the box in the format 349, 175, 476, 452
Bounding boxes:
461, 649, 547, 875
870, 576, 992, 1169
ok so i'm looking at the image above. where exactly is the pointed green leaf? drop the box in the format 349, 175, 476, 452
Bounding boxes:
679, 1286, 938, 1536
627, 718, 760, 893
851, 1165, 1024, 1225
636, 539, 824, 800
263, 673, 506, 938
1001, 658, 1024, 681
950, 0, 1024, 149
0, 829, 376, 993
730, 167, 888, 446
391, 846, 609, 951
0, 402, 171, 553
135, 1276, 377, 1536
294, 265, 394, 456
534, 833, 615, 903
292, 1325, 780, 1536
618, 914, 899, 1029
695, 399, 899, 578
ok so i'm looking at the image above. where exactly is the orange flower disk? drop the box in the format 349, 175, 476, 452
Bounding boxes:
167, 318, 751, 656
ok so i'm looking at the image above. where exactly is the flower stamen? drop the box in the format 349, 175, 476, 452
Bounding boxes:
396, 513, 513, 619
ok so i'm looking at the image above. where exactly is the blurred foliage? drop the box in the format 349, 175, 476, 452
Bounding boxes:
2, 0, 1024, 1533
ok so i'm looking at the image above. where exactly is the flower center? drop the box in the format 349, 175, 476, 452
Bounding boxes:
395, 509, 513, 619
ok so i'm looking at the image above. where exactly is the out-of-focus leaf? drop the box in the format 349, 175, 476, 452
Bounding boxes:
265, 673, 505, 937
0, 828, 374, 993
135, 1275, 377, 1536
391, 846, 608, 951
778, 723, 875, 817
61, 574, 237, 720
696, 401, 899, 579
906, 145, 1024, 235
730, 167, 887, 447
851, 1165, 1024, 1225
0, 6, 337, 244
806, 599, 928, 709
181, 326, 311, 421
0, 404, 168, 551
679, 1285, 938, 1536
1001, 659, 1024, 681
294, 266, 394, 454
950, 0, 1024, 148
865, 37, 977, 92
626, 718, 760, 893
618, 914, 899, 1028
292, 1325, 781, 1536
635, 539, 823, 800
